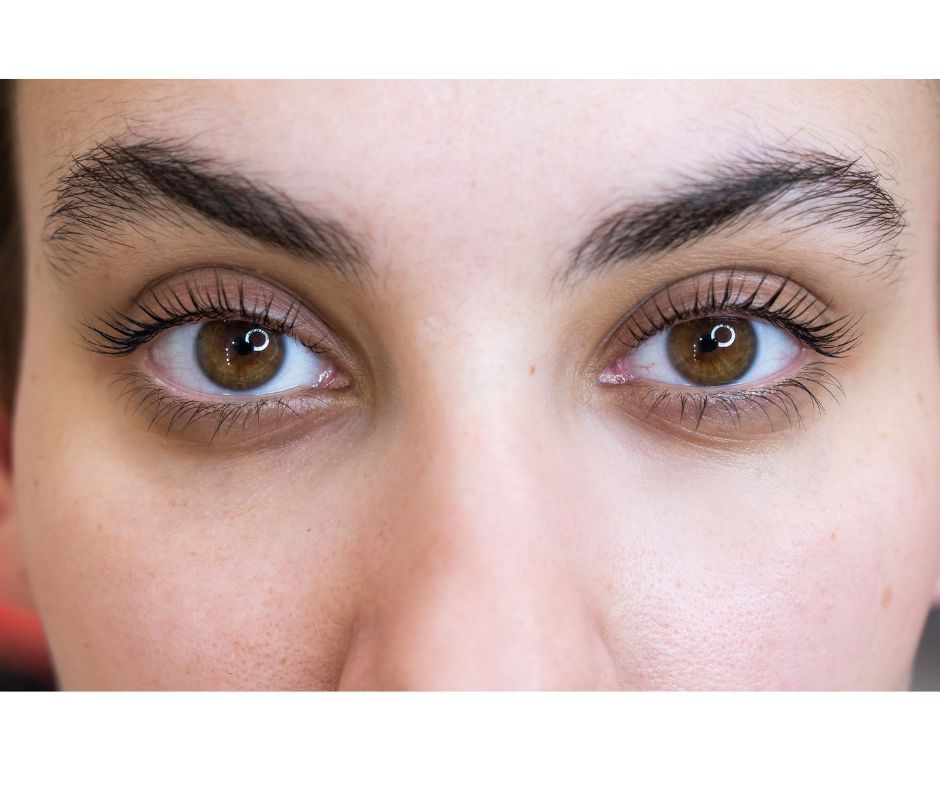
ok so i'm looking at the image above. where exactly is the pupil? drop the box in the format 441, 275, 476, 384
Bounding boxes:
232, 328, 268, 356
233, 336, 254, 356
698, 335, 719, 353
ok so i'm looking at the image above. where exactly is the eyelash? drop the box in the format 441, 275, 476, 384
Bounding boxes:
616, 270, 861, 358
84, 269, 858, 442
608, 271, 860, 434
628, 362, 845, 433
83, 276, 335, 441
83, 279, 322, 357
110, 371, 318, 441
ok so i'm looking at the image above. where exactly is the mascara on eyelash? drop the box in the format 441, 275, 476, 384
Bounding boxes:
618, 270, 862, 359
80, 276, 310, 357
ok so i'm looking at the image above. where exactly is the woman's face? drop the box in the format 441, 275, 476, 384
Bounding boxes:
7, 80, 940, 689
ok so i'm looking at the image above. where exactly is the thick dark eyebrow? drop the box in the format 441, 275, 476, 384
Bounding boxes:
43, 137, 371, 279
567, 148, 906, 283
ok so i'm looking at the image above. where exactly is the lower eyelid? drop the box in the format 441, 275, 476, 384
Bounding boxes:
601, 359, 845, 442
111, 377, 334, 446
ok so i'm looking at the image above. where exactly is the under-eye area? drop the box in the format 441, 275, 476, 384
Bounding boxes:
597, 268, 860, 440
81, 266, 356, 443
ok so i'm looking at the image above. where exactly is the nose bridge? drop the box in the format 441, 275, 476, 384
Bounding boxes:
338, 380, 617, 689
400, 355, 571, 576
391, 297, 568, 550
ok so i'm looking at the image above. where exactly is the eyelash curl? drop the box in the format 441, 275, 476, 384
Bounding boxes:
609, 270, 861, 434
82, 275, 325, 357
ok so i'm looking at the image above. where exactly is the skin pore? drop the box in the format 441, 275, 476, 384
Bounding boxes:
2, 80, 939, 689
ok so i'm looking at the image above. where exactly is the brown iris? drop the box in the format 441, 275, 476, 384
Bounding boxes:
196, 321, 284, 391
667, 316, 757, 386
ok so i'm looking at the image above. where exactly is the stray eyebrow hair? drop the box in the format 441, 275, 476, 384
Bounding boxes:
43, 137, 370, 279
567, 148, 906, 283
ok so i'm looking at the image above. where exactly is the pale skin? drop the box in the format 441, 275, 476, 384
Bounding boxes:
1, 80, 938, 689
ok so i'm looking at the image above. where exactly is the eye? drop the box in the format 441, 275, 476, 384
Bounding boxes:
149, 319, 344, 396
602, 315, 803, 388
594, 270, 857, 440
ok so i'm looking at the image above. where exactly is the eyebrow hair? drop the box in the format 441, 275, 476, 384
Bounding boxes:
44, 137, 370, 279
566, 148, 906, 283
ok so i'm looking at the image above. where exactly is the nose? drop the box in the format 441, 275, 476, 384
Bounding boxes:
337, 396, 619, 690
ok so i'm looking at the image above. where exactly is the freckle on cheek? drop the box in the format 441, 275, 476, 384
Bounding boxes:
881, 586, 893, 609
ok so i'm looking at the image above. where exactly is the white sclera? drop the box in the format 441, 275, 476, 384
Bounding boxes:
149, 321, 333, 397
623, 318, 803, 387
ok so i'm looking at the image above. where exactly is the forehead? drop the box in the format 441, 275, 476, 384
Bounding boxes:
21, 80, 920, 189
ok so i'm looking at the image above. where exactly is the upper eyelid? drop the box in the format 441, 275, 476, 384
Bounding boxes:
81, 269, 334, 357
606, 269, 861, 360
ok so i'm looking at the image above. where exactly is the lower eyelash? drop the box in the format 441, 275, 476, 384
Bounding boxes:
112, 371, 316, 443
633, 360, 844, 433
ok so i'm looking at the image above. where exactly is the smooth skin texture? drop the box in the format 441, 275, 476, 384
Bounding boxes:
2, 80, 939, 689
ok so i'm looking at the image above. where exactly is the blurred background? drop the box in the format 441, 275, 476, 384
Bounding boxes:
911, 609, 940, 690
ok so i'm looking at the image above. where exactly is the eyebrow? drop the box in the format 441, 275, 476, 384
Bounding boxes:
566, 147, 906, 283
46, 139, 905, 288
44, 137, 371, 279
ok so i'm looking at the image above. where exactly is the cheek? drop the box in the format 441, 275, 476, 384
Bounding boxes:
14, 407, 365, 689
586, 433, 940, 689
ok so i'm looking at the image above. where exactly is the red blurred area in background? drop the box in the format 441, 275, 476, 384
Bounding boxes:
0, 601, 52, 685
